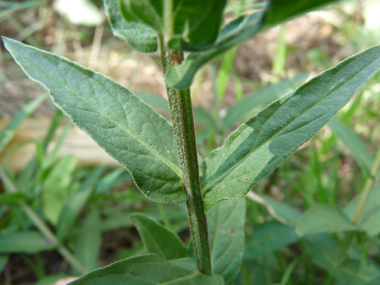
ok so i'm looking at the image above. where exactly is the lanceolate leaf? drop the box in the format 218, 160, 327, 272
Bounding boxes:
104, 0, 157, 53
70, 254, 224, 285
201, 45, 380, 211
131, 213, 187, 260
3, 37, 187, 205
0, 231, 58, 253
207, 199, 245, 285
75, 210, 102, 272
165, 0, 338, 89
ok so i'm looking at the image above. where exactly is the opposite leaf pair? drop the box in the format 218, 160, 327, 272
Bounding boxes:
4, 37, 380, 212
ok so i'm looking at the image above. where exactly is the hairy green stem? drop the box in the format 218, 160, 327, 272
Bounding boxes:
0, 170, 87, 275
159, 36, 212, 275
352, 147, 380, 224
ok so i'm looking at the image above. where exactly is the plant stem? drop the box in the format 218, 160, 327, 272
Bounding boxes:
159, 36, 212, 275
0, 170, 87, 275
352, 147, 380, 224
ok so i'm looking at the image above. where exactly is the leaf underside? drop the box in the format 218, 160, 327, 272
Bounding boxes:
201, 44, 380, 211
104, 0, 157, 53
3, 37, 188, 205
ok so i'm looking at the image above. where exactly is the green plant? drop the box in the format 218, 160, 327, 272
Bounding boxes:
2, 0, 380, 284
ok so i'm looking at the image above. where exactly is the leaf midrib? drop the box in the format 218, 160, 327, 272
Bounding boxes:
203, 55, 380, 191
12, 43, 182, 178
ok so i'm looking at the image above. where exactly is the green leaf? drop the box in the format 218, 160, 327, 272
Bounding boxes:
201, 44, 380, 211
295, 205, 356, 236
70, 254, 224, 285
56, 166, 104, 241
344, 184, 380, 237
0, 231, 58, 253
42, 155, 77, 225
75, 210, 102, 272
244, 222, 299, 261
3, 37, 187, 205
120, 0, 227, 51
0, 94, 47, 153
131, 213, 187, 260
303, 234, 380, 285
168, 0, 228, 50
328, 119, 373, 175
224, 73, 309, 128
103, 0, 157, 53
56, 187, 93, 241
165, 0, 337, 89
207, 199, 245, 285
263, 0, 338, 28
0, 192, 28, 205
259, 194, 301, 223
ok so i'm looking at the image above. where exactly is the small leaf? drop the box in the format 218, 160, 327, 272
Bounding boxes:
57, 166, 104, 241
103, 0, 157, 53
75, 210, 102, 272
165, 0, 337, 88
70, 254, 224, 285
0, 231, 58, 253
244, 222, 298, 261
131, 213, 187, 260
56, 187, 93, 241
120, 0, 227, 51
295, 205, 356, 236
328, 119, 373, 175
3, 37, 187, 205
207, 199, 245, 285
0, 94, 47, 153
42, 155, 77, 225
201, 44, 380, 211
168, 0, 228, 50
224, 73, 309, 128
